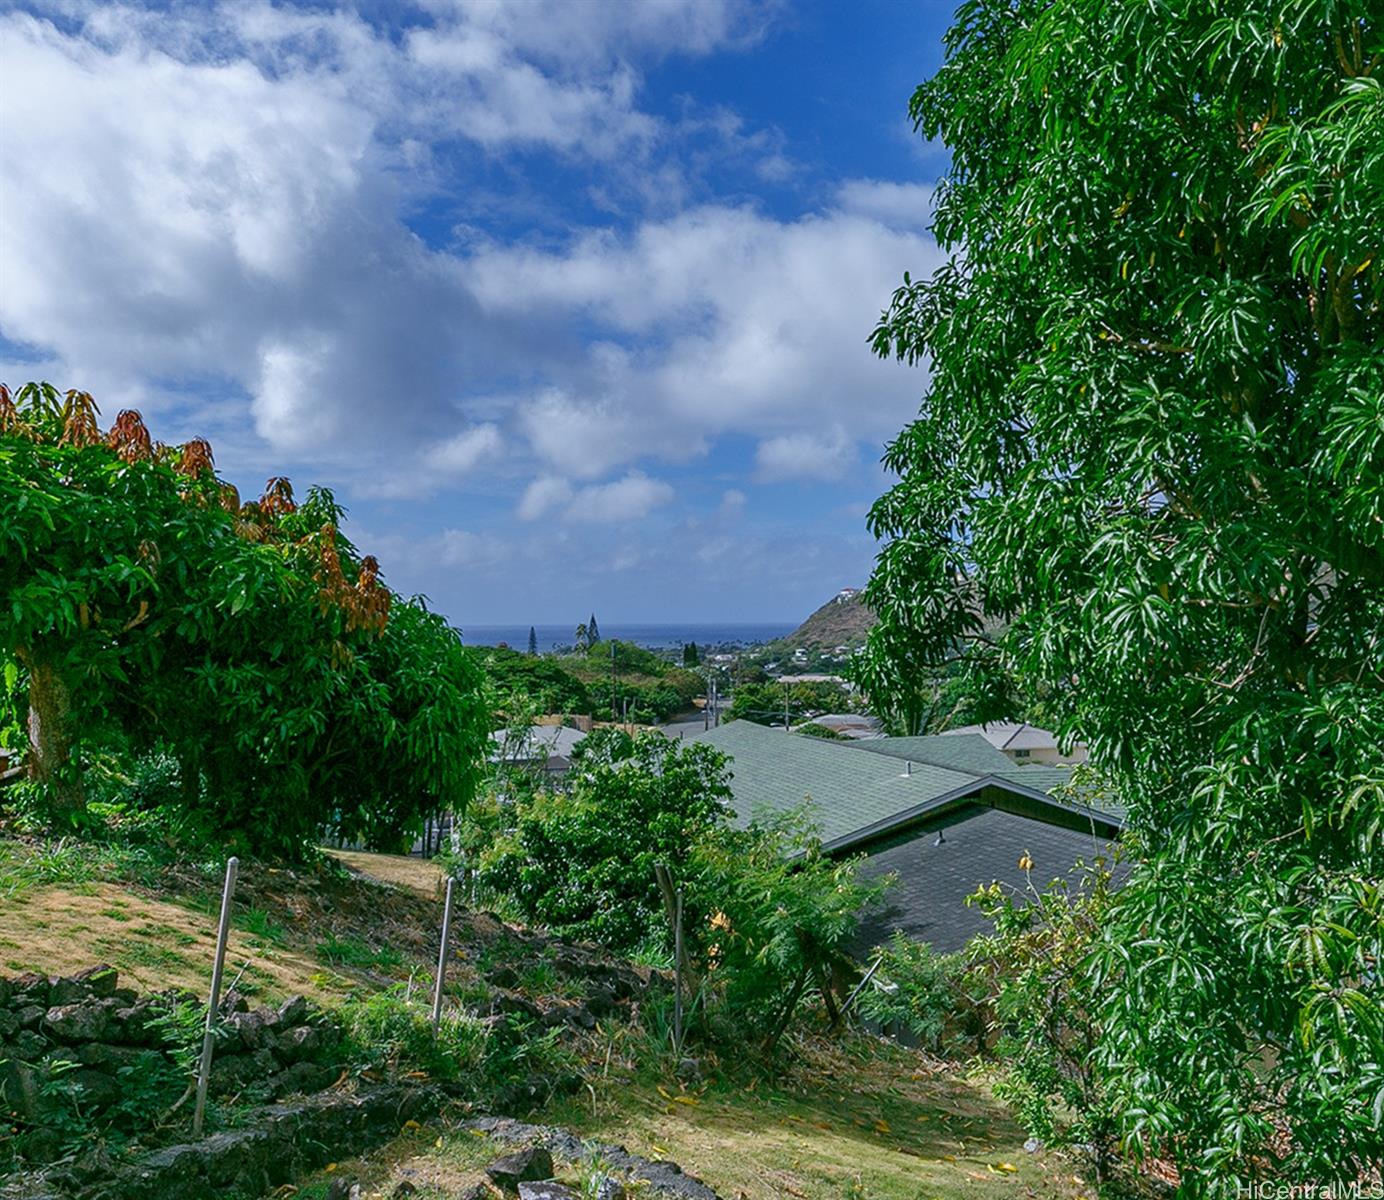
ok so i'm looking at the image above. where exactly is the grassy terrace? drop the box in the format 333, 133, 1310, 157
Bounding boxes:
0, 839, 1093, 1200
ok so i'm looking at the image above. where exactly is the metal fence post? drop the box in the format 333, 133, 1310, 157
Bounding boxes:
193, 856, 238, 1137
431, 876, 457, 1032
673, 885, 685, 1054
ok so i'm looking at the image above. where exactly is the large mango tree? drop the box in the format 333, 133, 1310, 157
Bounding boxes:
0, 382, 489, 855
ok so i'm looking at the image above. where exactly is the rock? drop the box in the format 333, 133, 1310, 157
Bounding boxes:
390, 1182, 419, 1198
227, 1008, 272, 1050
13, 974, 50, 1007
486, 1146, 555, 1191
220, 988, 251, 1015
65, 1042, 166, 1072
15, 1005, 46, 1031
0, 976, 10, 1006
49, 965, 119, 1004
44, 1001, 108, 1042
594, 1180, 627, 1200
323, 1178, 354, 1200
66, 1067, 123, 1109
277, 995, 309, 1027
675, 1057, 701, 1082
518, 1185, 577, 1200
113, 1001, 156, 1045
10, 1029, 48, 1061
210, 1048, 279, 1093
268, 1061, 337, 1098
489, 965, 521, 989
457, 1186, 495, 1200
278, 1022, 321, 1063
1023, 1136, 1044, 1153
0, 1009, 17, 1039
585, 986, 617, 1017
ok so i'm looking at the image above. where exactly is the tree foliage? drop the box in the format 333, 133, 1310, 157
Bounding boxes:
479, 729, 733, 948
863, 4, 1382, 1186
0, 382, 489, 855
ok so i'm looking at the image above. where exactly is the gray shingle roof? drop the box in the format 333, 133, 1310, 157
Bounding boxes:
693, 721, 1123, 851
845, 733, 1014, 774
693, 720, 981, 848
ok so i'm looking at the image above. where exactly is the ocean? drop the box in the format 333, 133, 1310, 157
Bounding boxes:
459, 623, 794, 651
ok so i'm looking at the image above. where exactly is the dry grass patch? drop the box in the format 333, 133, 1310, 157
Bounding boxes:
327, 849, 445, 899
0, 882, 352, 1003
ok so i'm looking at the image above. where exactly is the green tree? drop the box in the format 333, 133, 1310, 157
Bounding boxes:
588, 612, 601, 645
479, 728, 732, 948
862, 4, 1382, 1186
527, 625, 538, 656
682, 640, 699, 667
0, 383, 489, 854
574, 622, 589, 652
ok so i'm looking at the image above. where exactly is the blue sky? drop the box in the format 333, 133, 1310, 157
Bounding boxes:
1, 1, 951, 624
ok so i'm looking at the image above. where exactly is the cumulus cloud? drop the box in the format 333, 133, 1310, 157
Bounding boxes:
564, 472, 675, 523
423, 425, 504, 474
517, 476, 575, 521
834, 179, 935, 230
0, 0, 942, 570
755, 425, 857, 482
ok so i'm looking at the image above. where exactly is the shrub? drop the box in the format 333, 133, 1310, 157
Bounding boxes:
854, 933, 977, 1052
686, 812, 886, 1048
336, 985, 486, 1082
478, 729, 732, 949
965, 861, 1118, 1176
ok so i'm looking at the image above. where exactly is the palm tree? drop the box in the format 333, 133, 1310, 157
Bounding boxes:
574, 622, 589, 652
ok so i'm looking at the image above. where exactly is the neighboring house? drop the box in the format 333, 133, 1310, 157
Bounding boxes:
939, 721, 1087, 765
795, 713, 883, 739
489, 724, 588, 775
693, 721, 1121, 954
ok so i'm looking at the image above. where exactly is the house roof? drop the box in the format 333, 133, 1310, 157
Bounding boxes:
939, 721, 1069, 752
489, 724, 587, 764
693, 721, 1122, 853
845, 733, 1013, 774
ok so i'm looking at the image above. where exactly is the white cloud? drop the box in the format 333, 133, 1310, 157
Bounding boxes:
423, 425, 504, 474
834, 179, 935, 231
517, 476, 575, 521
563, 472, 674, 523
0, 2, 941, 522
470, 204, 939, 473
755, 425, 857, 482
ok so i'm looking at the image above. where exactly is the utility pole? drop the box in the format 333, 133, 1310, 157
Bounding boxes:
784, 680, 790, 731
704, 671, 711, 731
610, 639, 617, 721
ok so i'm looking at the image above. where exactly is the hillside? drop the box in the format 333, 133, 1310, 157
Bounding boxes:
781, 587, 876, 650
0, 837, 1088, 1200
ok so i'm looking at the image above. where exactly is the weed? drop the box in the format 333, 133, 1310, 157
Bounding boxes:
239, 907, 287, 947
336, 984, 485, 1082
316, 932, 404, 972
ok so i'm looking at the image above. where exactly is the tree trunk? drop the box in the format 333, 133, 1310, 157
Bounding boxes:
18, 648, 85, 819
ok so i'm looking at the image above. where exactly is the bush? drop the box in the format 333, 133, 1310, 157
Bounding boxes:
686, 812, 886, 1048
336, 985, 486, 1082
854, 933, 978, 1052
965, 861, 1118, 1177
478, 729, 732, 949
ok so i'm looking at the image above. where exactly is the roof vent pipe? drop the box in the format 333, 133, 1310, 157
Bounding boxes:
935, 828, 946, 846
906, 761, 912, 776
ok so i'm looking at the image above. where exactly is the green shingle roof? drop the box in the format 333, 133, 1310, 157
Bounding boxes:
693, 721, 1124, 851
846, 733, 1014, 775
694, 721, 982, 848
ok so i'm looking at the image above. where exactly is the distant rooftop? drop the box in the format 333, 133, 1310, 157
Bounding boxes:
693, 721, 1121, 853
